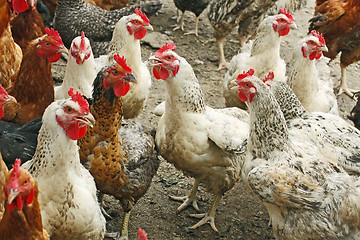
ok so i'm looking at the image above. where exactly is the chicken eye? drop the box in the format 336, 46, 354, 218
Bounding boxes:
112, 69, 118, 75
23, 179, 29, 185
133, 20, 139, 24
244, 83, 250, 87
308, 40, 315, 45
166, 55, 173, 60
65, 107, 73, 113
44, 42, 51, 47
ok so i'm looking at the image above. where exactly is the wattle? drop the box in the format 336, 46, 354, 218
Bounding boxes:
238, 92, 248, 103
153, 66, 170, 80
114, 81, 130, 97
0, 107, 4, 119
66, 122, 88, 140
47, 52, 62, 63
134, 29, 147, 40
278, 27, 290, 37
12, 0, 29, 13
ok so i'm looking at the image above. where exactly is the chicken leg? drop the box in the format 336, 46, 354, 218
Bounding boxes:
170, 179, 200, 211
184, 15, 200, 36
335, 63, 358, 97
189, 194, 221, 232
173, 11, 185, 32
216, 36, 229, 70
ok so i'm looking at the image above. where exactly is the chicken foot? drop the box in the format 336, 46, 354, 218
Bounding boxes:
184, 15, 200, 37
216, 37, 229, 70
335, 64, 358, 97
103, 210, 131, 240
98, 192, 113, 220
173, 11, 185, 31
170, 179, 200, 211
189, 194, 221, 232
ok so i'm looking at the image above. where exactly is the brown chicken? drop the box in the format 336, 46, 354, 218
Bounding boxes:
309, 0, 360, 97
0, 0, 23, 90
11, 0, 46, 52
0, 153, 8, 220
5, 28, 67, 125
78, 55, 159, 239
0, 159, 49, 240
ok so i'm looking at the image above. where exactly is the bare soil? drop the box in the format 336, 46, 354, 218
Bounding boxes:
52, 0, 360, 239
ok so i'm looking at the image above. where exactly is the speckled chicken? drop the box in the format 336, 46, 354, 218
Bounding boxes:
172, 0, 209, 36
22, 89, 106, 240
78, 55, 159, 239
150, 43, 249, 232
234, 70, 360, 240
53, 0, 162, 57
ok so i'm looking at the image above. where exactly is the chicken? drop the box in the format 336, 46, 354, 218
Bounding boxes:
11, 0, 46, 52
172, 0, 209, 36
149, 43, 249, 231
308, 0, 360, 97
0, 0, 23, 90
22, 89, 106, 240
223, 9, 296, 109
5, 28, 67, 125
78, 55, 159, 239
0, 159, 49, 240
95, 8, 153, 119
234, 70, 360, 239
287, 30, 338, 114
53, 0, 162, 57
349, 92, 360, 130
36, 0, 52, 27
85, 0, 128, 10
207, 0, 281, 69
0, 153, 8, 220
263, 74, 360, 175
55, 32, 97, 100
0, 84, 17, 121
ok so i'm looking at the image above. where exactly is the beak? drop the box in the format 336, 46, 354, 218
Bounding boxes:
145, 24, 153, 31
319, 45, 328, 52
290, 22, 297, 29
3, 95, 17, 106
79, 52, 86, 63
230, 79, 240, 91
7, 188, 19, 205
123, 73, 137, 84
148, 55, 162, 67
77, 112, 95, 128
58, 45, 69, 55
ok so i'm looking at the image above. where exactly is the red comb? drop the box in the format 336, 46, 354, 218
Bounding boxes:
45, 28, 64, 46
67, 88, 89, 113
12, 159, 22, 178
263, 71, 274, 83
237, 69, 255, 81
80, 32, 86, 52
138, 228, 147, 240
310, 30, 326, 45
113, 55, 132, 73
279, 8, 293, 22
156, 42, 176, 55
135, 8, 150, 24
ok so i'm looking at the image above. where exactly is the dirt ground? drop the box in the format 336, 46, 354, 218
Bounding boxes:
52, 0, 360, 239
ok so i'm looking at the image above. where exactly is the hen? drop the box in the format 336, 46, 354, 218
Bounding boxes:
55, 32, 97, 100
0, 159, 49, 240
0, 0, 23, 90
0, 153, 8, 220
207, 0, 281, 69
95, 8, 153, 119
22, 89, 106, 240
53, 0, 162, 57
287, 30, 338, 114
172, 0, 209, 36
11, 0, 46, 52
263, 74, 360, 175
308, 0, 360, 97
349, 92, 360, 130
150, 43, 249, 231
223, 9, 296, 109
5, 28, 67, 125
234, 70, 360, 240
78, 55, 159, 239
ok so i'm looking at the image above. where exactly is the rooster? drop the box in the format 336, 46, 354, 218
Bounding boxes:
149, 43, 249, 231
5, 28, 67, 125
22, 89, 106, 240
287, 30, 338, 114
0, 159, 50, 240
95, 8, 153, 119
53, 0, 162, 57
78, 55, 159, 239
11, 0, 46, 52
234, 70, 360, 239
172, 0, 209, 36
223, 9, 296, 109
0, 0, 23, 90
308, 0, 360, 97
55, 32, 97, 100
263, 73, 360, 176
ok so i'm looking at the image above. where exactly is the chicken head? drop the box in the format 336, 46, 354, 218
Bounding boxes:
127, 8, 154, 40
273, 8, 297, 36
301, 30, 328, 60
150, 42, 180, 80
70, 32, 92, 65
36, 28, 68, 63
233, 69, 258, 103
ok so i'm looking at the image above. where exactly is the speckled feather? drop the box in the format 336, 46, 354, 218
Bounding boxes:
53, 0, 162, 57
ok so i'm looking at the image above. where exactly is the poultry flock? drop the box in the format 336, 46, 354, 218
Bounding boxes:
0, 0, 360, 239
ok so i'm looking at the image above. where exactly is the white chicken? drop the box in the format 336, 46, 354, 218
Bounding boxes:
287, 30, 338, 115
223, 9, 296, 109
234, 70, 360, 240
149, 42, 249, 232
95, 8, 153, 119
22, 89, 106, 240
54, 32, 97, 100
264, 74, 360, 175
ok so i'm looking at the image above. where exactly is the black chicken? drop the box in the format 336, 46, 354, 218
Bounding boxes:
53, 0, 163, 57
172, 0, 209, 36
349, 92, 360, 130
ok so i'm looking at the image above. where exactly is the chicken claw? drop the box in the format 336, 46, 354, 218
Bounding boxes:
189, 213, 218, 232
170, 179, 200, 211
